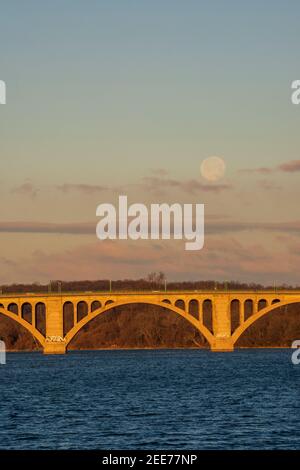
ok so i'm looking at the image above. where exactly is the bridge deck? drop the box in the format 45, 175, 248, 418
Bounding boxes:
1, 289, 300, 299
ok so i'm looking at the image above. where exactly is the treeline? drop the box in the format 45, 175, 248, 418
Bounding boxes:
0, 280, 298, 293
0, 279, 300, 294
1, 272, 299, 294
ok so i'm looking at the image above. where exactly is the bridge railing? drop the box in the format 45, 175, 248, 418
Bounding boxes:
0, 289, 299, 297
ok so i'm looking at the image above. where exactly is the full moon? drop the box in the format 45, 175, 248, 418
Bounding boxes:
200, 156, 226, 182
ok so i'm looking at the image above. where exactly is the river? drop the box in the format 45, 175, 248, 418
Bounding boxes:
0, 349, 299, 449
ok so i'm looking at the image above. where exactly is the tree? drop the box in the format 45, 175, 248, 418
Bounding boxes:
145, 271, 165, 286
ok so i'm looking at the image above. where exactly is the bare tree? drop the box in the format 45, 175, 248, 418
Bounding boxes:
146, 271, 165, 288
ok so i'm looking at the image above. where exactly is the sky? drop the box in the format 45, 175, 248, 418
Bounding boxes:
0, 0, 300, 285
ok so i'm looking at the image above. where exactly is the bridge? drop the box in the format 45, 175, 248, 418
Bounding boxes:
0, 290, 299, 353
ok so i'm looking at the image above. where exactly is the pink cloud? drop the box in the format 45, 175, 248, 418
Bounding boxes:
240, 159, 300, 175
239, 167, 273, 175
277, 160, 300, 173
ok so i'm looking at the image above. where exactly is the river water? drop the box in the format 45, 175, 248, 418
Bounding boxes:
0, 349, 300, 449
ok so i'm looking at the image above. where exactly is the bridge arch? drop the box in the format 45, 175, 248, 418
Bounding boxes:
8, 303, 18, 315
175, 299, 185, 310
202, 299, 213, 333
188, 299, 199, 318
230, 299, 241, 334
91, 300, 101, 311
77, 301, 88, 322
232, 298, 300, 345
64, 299, 214, 348
244, 299, 254, 320
0, 305, 46, 347
258, 298, 268, 311
21, 302, 32, 324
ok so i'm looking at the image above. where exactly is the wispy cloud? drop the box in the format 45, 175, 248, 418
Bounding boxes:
0, 218, 300, 236
149, 168, 170, 177
0, 221, 94, 235
56, 183, 108, 195
10, 168, 232, 201
257, 179, 281, 191
140, 175, 232, 196
240, 159, 300, 175
278, 160, 300, 173
11, 182, 39, 199
206, 220, 300, 235
239, 167, 273, 175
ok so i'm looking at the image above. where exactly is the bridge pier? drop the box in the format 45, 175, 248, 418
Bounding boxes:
210, 297, 233, 351
211, 337, 234, 352
43, 342, 66, 354
43, 297, 66, 354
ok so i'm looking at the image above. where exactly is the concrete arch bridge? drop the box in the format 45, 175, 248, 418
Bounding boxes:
0, 291, 299, 354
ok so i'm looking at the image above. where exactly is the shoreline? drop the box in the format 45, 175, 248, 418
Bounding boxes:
5, 345, 292, 353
